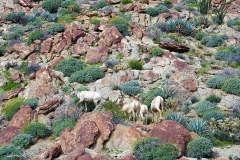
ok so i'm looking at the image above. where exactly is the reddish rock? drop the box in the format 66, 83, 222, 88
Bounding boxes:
64, 31, 72, 45
53, 33, 63, 45
57, 39, 67, 54
72, 30, 86, 42
106, 124, 143, 151
11, 70, 21, 83
64, 148, 85, 160
29, 72, 36, 80
70, 21, 86, 31
103, 26, 122, 46
48, 56, 64, 68
86, 34, 99, 46
159, 39, 190, 53
77, 155, 93, 160
28, 54, 41, 64
86, 45, 109, 64
74, 111, 114, 151
36, 68, 52, 84
0, 87, 24, 101
132, 27, 143, 39
93, 154, 109, 160
7, 105, 33, 129
38, 98, 63, 115
236, 0, 240, 5
72, 43, 90, 55
59, 128, 76, 154
38, 142, 62, 160
140, 70, 160, 82
0, 126, 20, 146
114, 154, 134, 160
54, 106, 82, 122
41, 38, 52, 54
7, 43, 35, 59
19, 0, 32, 7
146, 120, 191, 156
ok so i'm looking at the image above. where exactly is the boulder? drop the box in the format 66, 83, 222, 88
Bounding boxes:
72, 30, 86, 42
0, 87, 24, 101
38, 98, 63, 115
103, 26, 122, 46
57, 39, 67, 54
86, 34, 99, 46
77, 155, 93, 160
86, 45, 108, 64
64, 30, 72, 45
19, 0, 32, 7
28, 54, 41, 64
0, 126, 20, 146
38, 142, 62, 160
146, 120, 191, 156
72, 43, 90, 55
159, 39, 190, 53
41, 38, 53, 54
7, 105, 33, 129
7, 43, 35, 59
93, 154, 109, 160
11, 70, 21, 83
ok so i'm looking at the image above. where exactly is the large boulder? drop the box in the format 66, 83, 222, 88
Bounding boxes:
146, 120, 191, 156
7, 43, 35, 59
86, 45, 108, 64
38, 98, 63, 115
103, 26, 122, 46
41, 38, 53, 54
11, 70, 21, 83
7, 105, 33, 129
38, 142, 62, 160
0, 126, 20, 146
72, 43, 90, 55
159, 39, 190, 53
0, 87, 24, 101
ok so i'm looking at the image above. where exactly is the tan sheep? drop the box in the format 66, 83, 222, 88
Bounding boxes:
151, 96, 164, 123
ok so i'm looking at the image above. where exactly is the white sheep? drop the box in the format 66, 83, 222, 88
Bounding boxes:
139, 104, 148, 124
46, 65, 65, 84
117, 97, 141, 122
75, 90, 101, 112
150, 96, 164, 123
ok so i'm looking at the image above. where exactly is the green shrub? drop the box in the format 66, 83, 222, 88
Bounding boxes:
2, 28, 24, 40
90, 17, 101, 25
4, 11, 28, 25
173, 6, 182, 12
205, 94, 222, 104
149, 47, 164, 57
22, 97, 39, 109
0, 46, 6, 57
145, 7, 160, 17
186, 119, 208, 136
194, 101, 216, 117
102, 101, 127, 124
122, 0, 132, 4
206, 75, 227, 89
91, 0, 107, 11
27, 29, 43, 45
120, 80, 142, 95
109, 17, 130, 36
41, 0, 61, 13
164, 0, 172, 4
0, 145, 22, 160
140, 88, 165, 107
23, 122, 48, 138
69, 66, 105, 83
0, 77, 21, 92
202, 110, 224, 121
55, 58, 85, 77
133, 137, 179, 160
195, 31, 207, 40
165, 112, 188, 127
200, 35, 226, 47
227, 17, 240, 32
198, 0, 211, 15
52, 118, 76, 138
128, 60, 143, 70
3, 98, 25, 121
46, 23, 65, 35
187, 137, 213, 158
61, 0, 80, 13
11, 134, 34, 148
222, 78, 240, 96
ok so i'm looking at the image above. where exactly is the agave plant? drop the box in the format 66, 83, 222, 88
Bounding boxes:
165, 112, 188, 127
186, 119, 208, 136
167, 19, 177, 32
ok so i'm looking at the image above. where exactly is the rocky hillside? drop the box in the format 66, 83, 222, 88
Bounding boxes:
0, 0, 240, 159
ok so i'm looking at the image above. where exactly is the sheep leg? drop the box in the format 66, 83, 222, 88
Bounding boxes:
152, 111, 154, 124
85, 102, 87, 112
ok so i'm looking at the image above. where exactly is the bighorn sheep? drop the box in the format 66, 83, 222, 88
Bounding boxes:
151, 96, 164, 123
46, 65, 65, 84
75, 90, 101, 112
117, 97, 141, 122
139, 104, 148, 124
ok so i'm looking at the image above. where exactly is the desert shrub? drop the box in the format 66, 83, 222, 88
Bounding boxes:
55, 58, 85, 77
52, 117, 76, 138
227, 17, 240, 32
173, 6, 182, 12
190, 95, 199, 104
4, 11, 28, 25
102, 100, 127, 124
26, 29, 43, 45
195, 31, 207, 40
192, 16, 211, 29
61, 0, 80, 13
90, 17, 101, 25
0, 46, 6, 57
11, 134, 34, 148
205, 94, 222, 104
166, 19, 194, 36
41, 0, 61, 13
120, 80, 142, 95
200, 34, 226, 47
57, 14, 74, 23
165, 112, 188, 127
0, 77, 21, 92
2, 28, 24, 40
214, 50, 234, 61
181, 103, 192, 114
46, 23, 65, 35
133, 137, 179, 160
122, 0, 132, 4
198, 0, 211, 14
3, 98, 25, 120
165, 97, 178, 110
109, 17, 130, 36
217, 67, 239, 78
206, 75, 227, 89
186, 119, 208, 136
149, 47, 164, 57
202, 110, 224, 121
22, 97, 39, 110
104, 56, 119, 69
69, 66, 105, 83
194, 101, 216, 117
8, 39, 23, 47
187, 137, 213, 158
222, 78, 240, 96
0, 145, 22, 160
91, 0, 107, 11
140, 88, 165, 107
145, 5, 169, 17
23, 122, 48, 138
28, 63, 40, 74
128, 60, 143, 70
